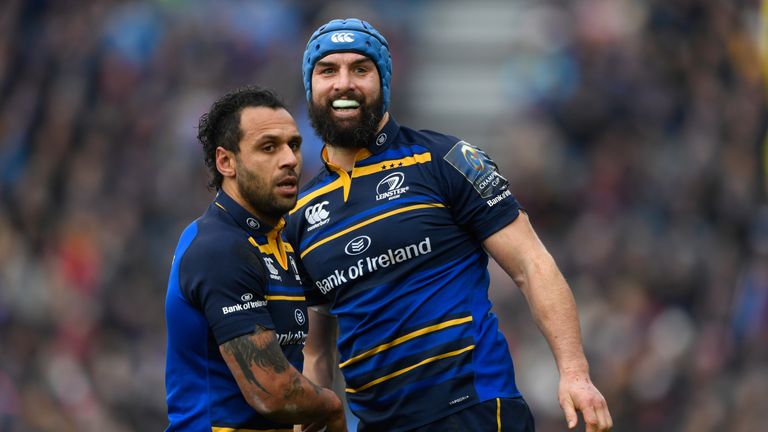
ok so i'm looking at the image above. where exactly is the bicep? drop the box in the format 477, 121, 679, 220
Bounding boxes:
482, 210, 552, 286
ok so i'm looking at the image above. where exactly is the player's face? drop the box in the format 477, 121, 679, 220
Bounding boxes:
309, 52, 384, 149
234, 107, 302, 221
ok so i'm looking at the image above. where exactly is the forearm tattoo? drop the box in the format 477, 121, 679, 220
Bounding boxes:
222, 325, 291, 396
284, 373, 305, 401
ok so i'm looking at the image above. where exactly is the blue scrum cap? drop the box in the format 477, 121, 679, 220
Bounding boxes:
302, 18, 392, 113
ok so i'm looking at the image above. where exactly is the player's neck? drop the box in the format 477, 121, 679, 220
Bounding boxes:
325, 112, 389, 172
220, 182, 279, 227
325, 146, 360, 172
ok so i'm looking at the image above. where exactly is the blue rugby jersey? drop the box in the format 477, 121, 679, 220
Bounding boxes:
165, 191, 308, 432
285, 117, 524, 431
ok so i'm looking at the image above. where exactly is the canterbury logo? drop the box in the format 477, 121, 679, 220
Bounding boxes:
331, 32, 355, 43
305, 201, 330, 224
263, 257, 279, 275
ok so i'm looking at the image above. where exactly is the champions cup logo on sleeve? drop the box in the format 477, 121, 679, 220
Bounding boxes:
444, 141, 510, 199
461, 145, 485, 171
331, 32, 355, 43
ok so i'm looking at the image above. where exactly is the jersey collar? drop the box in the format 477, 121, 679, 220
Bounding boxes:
213, 190, 284, 237
320, 115, 402, 172
367, 115, 400, 155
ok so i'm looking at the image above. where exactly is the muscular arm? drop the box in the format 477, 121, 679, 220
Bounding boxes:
219, 325, 345, 428
302, 305, 339, 388
483, 211, 612, 431
484, 211, 587, 376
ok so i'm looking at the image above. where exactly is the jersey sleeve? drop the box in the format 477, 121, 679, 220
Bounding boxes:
435, 140, 522, 240
179, 240, 275, 345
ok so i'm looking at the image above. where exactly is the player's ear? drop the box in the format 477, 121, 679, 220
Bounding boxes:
216, 146, 236, 179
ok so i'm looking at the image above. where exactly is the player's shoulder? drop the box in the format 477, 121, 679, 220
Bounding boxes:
178, 211, 249, 272
398, 124, 502, 179
395, 124, 463, 157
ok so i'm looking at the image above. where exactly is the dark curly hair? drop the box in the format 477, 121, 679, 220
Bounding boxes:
198, 86, 286, 190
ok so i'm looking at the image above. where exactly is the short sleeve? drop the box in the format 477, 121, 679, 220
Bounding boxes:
179, 242, 275, 345
436, 140, 522, 240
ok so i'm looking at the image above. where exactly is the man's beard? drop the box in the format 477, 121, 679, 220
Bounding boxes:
308, 94, 384, 149
236, 159, 296, 221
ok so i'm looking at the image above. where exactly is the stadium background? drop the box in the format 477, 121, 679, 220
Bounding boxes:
0, 0, 766, 431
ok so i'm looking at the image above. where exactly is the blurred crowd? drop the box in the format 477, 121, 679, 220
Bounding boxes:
0, 1, 766, 431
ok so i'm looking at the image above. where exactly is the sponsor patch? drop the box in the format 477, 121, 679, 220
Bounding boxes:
222, 299, 267, 315
315, 236, 433, 295
444, 141, 509, 199
345, 236, 372, 255
275, 330, 307, 345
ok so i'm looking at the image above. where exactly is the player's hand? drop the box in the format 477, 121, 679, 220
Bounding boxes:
558, 373, 612, 431
296, 408, 347, 432
323, 412, 347, 432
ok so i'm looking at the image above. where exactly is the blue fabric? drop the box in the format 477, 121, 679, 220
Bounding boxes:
164, 191, 308, 431
286, 116, 523, 432
410, 397, 535, 432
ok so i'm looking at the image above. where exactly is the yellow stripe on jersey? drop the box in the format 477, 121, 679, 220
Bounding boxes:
345, 345, 475, 394
264, 295, 306, 301
248, 234, 292, 271
290, 151, 432, 215
339, 315, 473, 369
290, 146, 362, 211
352, 152, 432, 177
300, 203, 446, 259
291, 177, 345, 215
249, 238, 295, 254
216, 198, 292, 270
497, 397, 502, 432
